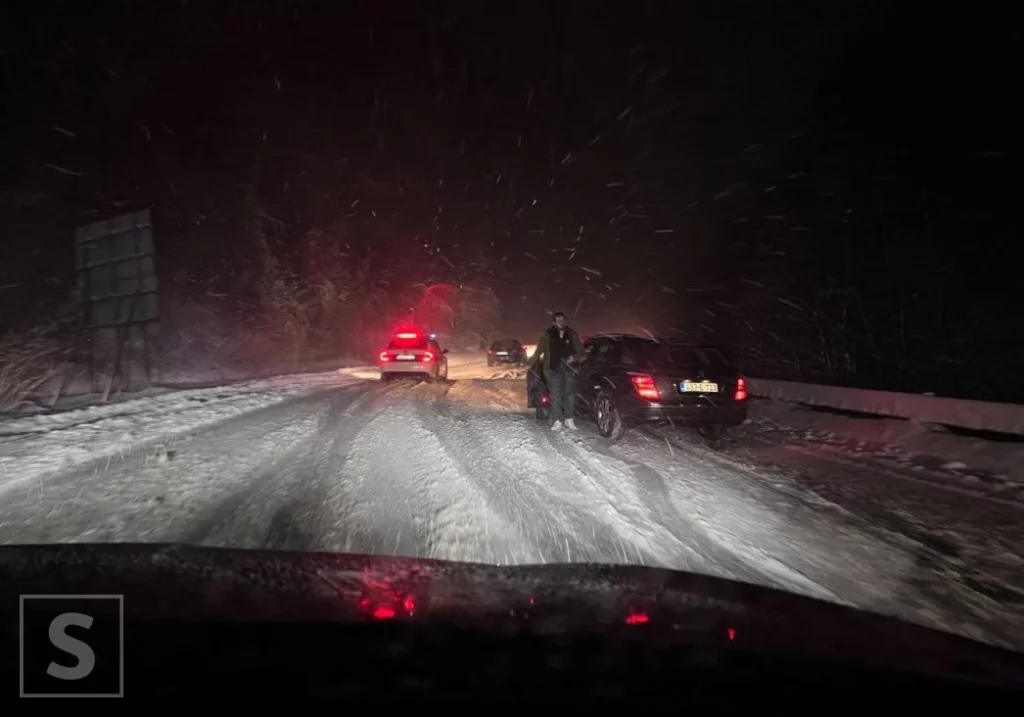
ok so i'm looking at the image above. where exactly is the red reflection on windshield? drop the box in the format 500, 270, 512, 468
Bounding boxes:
372, 606, 396, 620
356, 566, 420, 619
625, 612, 649, 625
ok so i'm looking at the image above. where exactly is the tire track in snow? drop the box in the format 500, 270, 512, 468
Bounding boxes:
553, 426, 835, 598
179, 382, 389, 549
615, 428, 889, 604
532, 427, 709, 569
568, 434, 781, 589
418, 391, 686, 567
339, 381, 533, 564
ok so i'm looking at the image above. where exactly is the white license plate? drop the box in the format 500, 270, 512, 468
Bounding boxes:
397, 354, 416, 360
496, 351, 508, 355
680, 381, 718, 393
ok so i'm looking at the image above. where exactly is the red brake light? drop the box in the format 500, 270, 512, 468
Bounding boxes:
630, 375, 660, 400
372, 606, 396, 620
421, 351, 434, 362
396, 332, 418, 339
734, 377, 748, 401
379, 351, 390, 362
625, 611, 650, 625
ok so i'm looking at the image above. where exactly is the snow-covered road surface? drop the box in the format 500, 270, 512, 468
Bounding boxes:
1, 365, 1022, 654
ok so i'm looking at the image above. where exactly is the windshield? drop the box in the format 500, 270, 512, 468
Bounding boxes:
0, 1, 1018, 663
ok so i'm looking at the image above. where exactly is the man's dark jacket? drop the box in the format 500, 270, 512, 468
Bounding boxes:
531, 325, 583, 378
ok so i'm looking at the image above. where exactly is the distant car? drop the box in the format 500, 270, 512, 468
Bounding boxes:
379, 332, 449, 381
487, 339, 526, 367
574, 334, 748, 443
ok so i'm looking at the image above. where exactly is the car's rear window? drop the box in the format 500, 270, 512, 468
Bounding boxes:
490, 340, 521, 350
388, 337, 429, 351
623, 342, 732, 371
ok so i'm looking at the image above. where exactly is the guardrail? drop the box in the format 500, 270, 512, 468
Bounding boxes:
748, 378, 1024, 437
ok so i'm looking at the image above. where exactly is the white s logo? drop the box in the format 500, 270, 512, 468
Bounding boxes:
46, 613, 96, 680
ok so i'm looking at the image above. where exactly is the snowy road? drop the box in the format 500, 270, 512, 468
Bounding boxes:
1, 355, 1022, 653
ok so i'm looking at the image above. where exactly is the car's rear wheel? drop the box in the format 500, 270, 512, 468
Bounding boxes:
536, 404, 549, 420
595, 392, 626, 440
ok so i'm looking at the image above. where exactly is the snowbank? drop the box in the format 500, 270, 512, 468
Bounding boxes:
11, 356, 370, 415
744, 400, 1024, 499
749, 378, 1024, 436
0, 370, 363, 493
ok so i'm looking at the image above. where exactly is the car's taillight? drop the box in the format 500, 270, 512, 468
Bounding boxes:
379, 351, 390, 362
631, 375, 660, 400
421, 351, 434, 363
734, 377, 748, 401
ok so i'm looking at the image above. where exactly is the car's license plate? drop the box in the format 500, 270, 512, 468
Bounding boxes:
397, 354, 416, 360
496, 351, 508, 355
680, 381, 718, 393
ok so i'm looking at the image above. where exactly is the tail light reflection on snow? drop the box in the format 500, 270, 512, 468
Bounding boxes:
359, 593, 417, 620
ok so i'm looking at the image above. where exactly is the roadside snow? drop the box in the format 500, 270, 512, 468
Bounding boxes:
0, 370, 363, 495
155, 356, 368, 387
739, 400, 1024, 502
339, 366, 382, 380
19, 357, 370, 412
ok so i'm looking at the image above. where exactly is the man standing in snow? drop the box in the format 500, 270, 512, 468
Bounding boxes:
529, 311, 584, 430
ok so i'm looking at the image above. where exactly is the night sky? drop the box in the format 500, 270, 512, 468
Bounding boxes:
1, 1, 1016, 398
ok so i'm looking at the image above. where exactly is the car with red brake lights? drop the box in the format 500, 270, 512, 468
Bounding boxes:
574, 334, 748, 443
379, 332, 449, 381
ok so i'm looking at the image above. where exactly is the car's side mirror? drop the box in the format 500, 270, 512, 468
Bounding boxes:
442, 348, 449, 354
